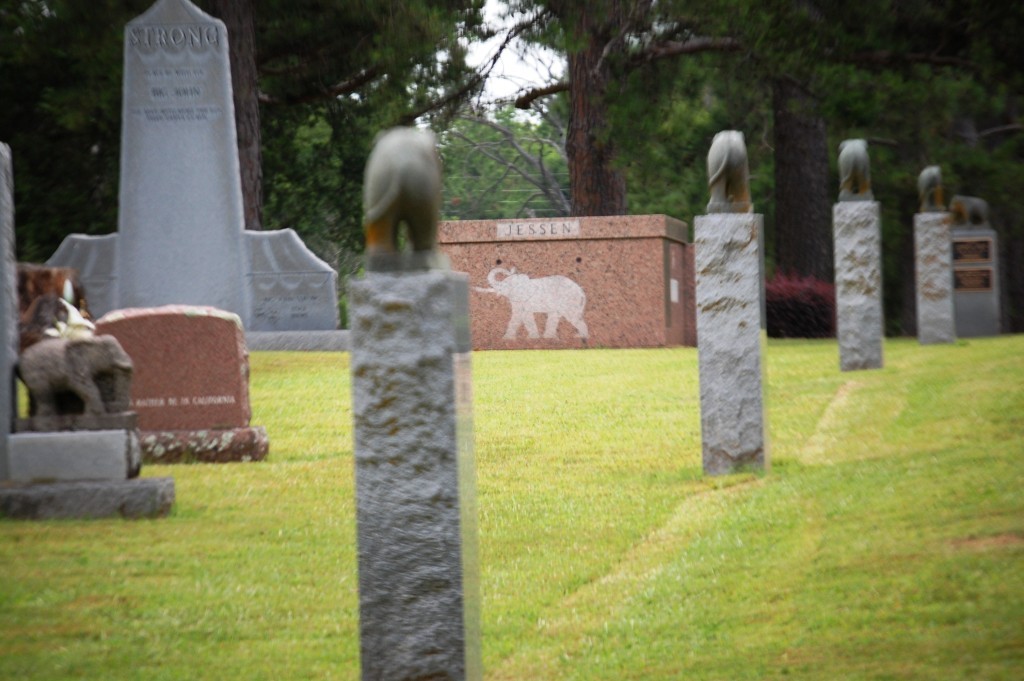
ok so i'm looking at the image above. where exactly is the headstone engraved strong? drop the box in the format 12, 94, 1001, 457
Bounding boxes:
118, 0, 248, 319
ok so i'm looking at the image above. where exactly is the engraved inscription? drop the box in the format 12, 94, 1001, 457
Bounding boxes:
496, 220, 581, 239
954, 268, 993, 292
128, 25, 220, 50
953, 237, 992, 263
131, 394, 237, 409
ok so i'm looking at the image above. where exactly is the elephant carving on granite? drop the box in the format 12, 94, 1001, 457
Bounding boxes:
950, 194, 990, 228
706, 130, 752, 213
476, 267, 589, 340
362, 126, 444, 270
917, 165, 945, 212
838, 139, 873, 201
17, 335, 133, 417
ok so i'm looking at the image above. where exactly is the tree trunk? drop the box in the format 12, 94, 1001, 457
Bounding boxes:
772, 77, 831, 280
563, 6, 628, 217
209, 0, 263, 231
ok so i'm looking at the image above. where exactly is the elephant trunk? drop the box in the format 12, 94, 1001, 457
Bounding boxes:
487, 267, 515, 289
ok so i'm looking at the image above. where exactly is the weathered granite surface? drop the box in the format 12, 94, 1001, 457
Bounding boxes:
0, 143, 16, 480
914, 212, 956, 344
0, 477, 174, 519
695, 213, 768, 476
139, 427, 268, 463
833, 201, 883, 371
349, 269, 480, 681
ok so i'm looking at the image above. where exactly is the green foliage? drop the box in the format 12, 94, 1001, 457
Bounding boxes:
0, 337, 1022, 678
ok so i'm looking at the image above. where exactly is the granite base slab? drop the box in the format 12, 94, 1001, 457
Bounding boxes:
0, 477, 175, 519
7, 430, 141, 482
140, 426, 269, 463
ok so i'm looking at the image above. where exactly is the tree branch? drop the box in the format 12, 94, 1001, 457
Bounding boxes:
514, 82, 570, 109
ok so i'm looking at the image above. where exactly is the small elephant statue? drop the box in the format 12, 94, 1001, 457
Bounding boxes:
917, 165, 945, 212
475, 266, 589, 340
706, 130, 752, 214
838, 138, 873, 201
18, 334, 133, 417
950, 194, 990, 228
362, 126, 444, 271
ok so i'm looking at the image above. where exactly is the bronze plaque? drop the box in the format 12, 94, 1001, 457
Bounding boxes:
953, 237, 992, 263
954, 267, 993, 292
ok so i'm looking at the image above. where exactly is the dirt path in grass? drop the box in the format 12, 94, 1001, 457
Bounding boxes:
486, 480, 760, 680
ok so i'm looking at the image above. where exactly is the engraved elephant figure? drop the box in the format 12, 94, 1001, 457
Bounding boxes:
17, 335, 133, 417
476, 267, 589, 340
917, 165, 945, 212
950, 194, 989, 228
362, 126, 442, 267
706, 130, 752, 214
838, 138, 873, 201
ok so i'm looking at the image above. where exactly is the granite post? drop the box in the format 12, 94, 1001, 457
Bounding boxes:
914, 212, 956, 344
349, 270, 480, 681
695, 213, 769, 475
0, 144, 16, 479
833, 201, 884, 370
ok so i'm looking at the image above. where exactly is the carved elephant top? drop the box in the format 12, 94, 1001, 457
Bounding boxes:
838, 138, 873, 201
706, 130, 752, 214
362, 126, 444, 271
917, 165, 945, 213
950, 194, 990, 228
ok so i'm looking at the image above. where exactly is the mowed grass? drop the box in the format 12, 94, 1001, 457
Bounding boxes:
1, 336, 1022, 680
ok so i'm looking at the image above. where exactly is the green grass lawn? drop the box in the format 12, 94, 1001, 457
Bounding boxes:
1, 336, 1022, 680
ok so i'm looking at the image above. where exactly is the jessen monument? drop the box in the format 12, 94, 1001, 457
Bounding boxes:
439, 215, 696, 350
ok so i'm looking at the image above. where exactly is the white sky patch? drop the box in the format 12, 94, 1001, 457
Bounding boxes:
466, 0, 564, 105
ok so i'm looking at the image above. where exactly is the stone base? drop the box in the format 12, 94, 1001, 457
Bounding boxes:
7, 430, 141, 482
139, 426, 269, 463
0, 477, 174, 519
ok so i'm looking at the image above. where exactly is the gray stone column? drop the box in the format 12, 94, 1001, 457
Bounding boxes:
349, 269, 481, 681
0, 143, 16, 479
694, 213, 769, 476
833, 202, 883, 370
914, 212, 956, 344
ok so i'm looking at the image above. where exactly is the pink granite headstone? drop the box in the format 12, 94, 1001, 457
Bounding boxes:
94, 306, 267, 463
96, 306, 251, 430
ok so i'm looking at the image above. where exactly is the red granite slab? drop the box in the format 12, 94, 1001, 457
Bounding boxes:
95, 306, 251, 430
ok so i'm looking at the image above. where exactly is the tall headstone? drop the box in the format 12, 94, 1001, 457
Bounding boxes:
350, 128, 480, 680
950, 195, 1000, 337
117, 0, 249, 321
914, 212, 956, 344
695, 130, 768, 476
0, 144, 17, 479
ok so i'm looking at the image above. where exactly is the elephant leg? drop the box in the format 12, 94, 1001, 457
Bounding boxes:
364, 217, 395, 254
569, 314, 589, 339
505, 309, 540, 339
73, 380, 106, 415
542, 313, 561, 339
31, 387, 57, 417
407, 214, 437, 252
